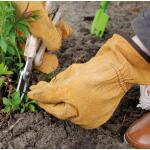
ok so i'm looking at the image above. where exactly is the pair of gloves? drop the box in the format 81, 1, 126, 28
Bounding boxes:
16, 2, 150, 129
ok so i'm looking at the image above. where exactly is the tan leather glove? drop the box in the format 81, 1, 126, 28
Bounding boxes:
28, 34, 150, 129
15, 2, 72, 74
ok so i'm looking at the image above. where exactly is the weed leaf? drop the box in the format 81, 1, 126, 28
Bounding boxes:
2, 97, 11, 106
2, 106, 11, 113
28, 104, 36, 112
0, 37, 7, 53
20, 107, 25, 113
12, 91, 21, 108
0, 63, 13, 75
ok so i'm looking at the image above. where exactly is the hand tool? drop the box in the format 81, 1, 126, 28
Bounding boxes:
91, 1, 109, 38
17, 2, 61, 100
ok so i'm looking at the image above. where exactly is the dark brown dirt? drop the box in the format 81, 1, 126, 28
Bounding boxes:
0, 1, 150, 148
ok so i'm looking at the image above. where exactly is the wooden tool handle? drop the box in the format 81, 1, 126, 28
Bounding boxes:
34, 2, 62, 66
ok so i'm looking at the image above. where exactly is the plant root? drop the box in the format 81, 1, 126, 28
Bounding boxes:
3, 117, 23, 133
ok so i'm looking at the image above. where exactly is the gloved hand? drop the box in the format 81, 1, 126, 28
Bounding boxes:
15, 2, 72, 74
28, 34, 150, 129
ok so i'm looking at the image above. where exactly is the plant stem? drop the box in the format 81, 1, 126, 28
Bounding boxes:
14, 45, 22, 65
0, 49, 5, 63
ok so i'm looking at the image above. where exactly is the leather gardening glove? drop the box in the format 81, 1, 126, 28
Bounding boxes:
15, 2, 72, 74
28, 34, 150, 129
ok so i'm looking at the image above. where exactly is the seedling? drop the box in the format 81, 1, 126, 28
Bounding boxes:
20, 96, 37, 113
0, 63, 13, 76
0, 63, 12, 89
2, 91, 21, 113
2, 90, 37, 113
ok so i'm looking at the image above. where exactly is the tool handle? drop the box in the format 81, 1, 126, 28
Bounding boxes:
45, 1, 53, 12
24, 1, 53, 58
99, 1, 109, 12
34, 12, 61, 66
34, 3, 61, 66
34, 43, 45, 66
24, 35, 40, 58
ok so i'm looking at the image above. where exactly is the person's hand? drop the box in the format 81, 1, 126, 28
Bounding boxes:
27, 55, 127, 129
15, 2, 72, 73
28, 33, 139, 129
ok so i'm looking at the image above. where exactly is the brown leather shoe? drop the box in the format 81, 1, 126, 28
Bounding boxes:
125, 112, 150, 149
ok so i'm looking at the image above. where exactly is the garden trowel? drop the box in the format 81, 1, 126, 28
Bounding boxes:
91, 1, 109, 38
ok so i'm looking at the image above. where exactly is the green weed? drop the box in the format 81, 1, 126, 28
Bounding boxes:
2, 90, 37, 113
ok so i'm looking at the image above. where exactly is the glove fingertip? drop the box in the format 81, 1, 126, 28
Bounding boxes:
27, 91, 34, 100
35, 53, 59, 74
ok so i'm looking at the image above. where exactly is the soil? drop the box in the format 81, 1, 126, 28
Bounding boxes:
0, 1, 150, 148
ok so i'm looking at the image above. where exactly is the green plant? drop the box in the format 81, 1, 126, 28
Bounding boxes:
0, 2, 27, 70
2, 91, 20, 113
0, 77, 4, 88
2, 90, 37, 113
20, 96, 37, 113
46, 72, 56, 81
0, 63, 13, 75
0, 2, 39, 72
0, 2, 39, 113
0, 63, 12, 89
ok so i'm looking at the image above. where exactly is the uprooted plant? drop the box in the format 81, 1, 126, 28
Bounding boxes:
0, 2, 38, 113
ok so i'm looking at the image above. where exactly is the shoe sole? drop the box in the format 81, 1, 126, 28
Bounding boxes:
124, 134, 134, 149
